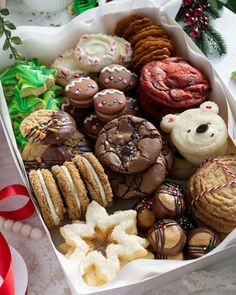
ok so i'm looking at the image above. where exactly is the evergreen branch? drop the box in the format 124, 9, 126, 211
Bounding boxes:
200, 31, 211, 56
208, 0, 221, 18
0, 8, 25, 62
205, 25, 227, 55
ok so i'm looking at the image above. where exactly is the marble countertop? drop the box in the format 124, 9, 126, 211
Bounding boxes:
1, 1, 236, 294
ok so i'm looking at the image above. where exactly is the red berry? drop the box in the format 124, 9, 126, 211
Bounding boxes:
183, 0, 193, 6
193, 7, 202, 17
190, 28, 201, 38
187, 17, 197, 26
185, 8, 193, 15
201, 16, 209, 24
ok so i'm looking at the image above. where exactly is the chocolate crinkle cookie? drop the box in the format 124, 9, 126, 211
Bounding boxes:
95, 115, 162, 174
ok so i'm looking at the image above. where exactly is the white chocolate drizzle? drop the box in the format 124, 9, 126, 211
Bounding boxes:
84, 114, 97, 124
101, 65, 131, 74
65, 77, 91, 92
37, 170, 60, 225
94, 89, 124, 99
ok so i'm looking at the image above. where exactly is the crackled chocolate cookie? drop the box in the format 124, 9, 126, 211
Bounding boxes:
95, 115, 162, 174
152, 182, 185, 220
107, 139, 172, 199
20, 110, 76, 145
186, 227, 220, 259
148, 219, 186, 256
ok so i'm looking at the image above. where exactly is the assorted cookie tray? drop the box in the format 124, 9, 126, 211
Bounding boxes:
1, 0, 236, 294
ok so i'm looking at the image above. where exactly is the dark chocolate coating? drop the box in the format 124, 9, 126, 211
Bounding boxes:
148, 219, 186, 256
133, 198, 155, 231
26, 111, 76, 145
152, 182, 185, 219
186, 227, 220, 259
95, 115, 162, 174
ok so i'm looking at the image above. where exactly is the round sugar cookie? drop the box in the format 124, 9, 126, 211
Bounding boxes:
75, 34, 118, 73
112, 36, 133, 66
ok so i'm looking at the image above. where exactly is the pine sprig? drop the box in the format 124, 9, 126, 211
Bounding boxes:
175, 0, 227, 57
0, 8, 25, 62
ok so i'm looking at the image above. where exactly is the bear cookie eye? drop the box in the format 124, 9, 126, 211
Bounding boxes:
102, 100, 107, 105
113, 99, 118, 103
109, 76, 114, 81
187, 129, 191, 133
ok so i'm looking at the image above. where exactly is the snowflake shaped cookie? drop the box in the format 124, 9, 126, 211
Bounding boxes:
60, 201, 149, 285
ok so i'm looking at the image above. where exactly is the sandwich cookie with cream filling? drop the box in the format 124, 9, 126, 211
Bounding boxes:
73, 153, 113, 207
52, 162, 89, 220
29, 169, 65, 228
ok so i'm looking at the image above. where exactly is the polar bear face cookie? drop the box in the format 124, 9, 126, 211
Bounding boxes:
160, 102, 228, 166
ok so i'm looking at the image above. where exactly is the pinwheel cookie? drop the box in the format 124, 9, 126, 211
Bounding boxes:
60, 201, 149, 285
187, 156, 236, 236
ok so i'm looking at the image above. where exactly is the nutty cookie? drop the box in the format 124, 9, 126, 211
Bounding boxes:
20, 110, 76, 145
95, 115, 162, 174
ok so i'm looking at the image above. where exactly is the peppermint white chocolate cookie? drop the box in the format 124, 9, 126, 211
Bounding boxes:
51, 49, 88, 86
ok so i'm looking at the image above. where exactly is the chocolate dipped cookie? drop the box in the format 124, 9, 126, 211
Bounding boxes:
148, 219, 186, 256
95, 115, 162, 174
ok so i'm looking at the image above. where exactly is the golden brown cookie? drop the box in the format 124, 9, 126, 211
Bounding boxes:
187, 156, 236, 236
122, 18, 153, 41
29, 169, 65, 228
73, 153, 113, 207
114, 14, 144, 36
134, 36, 173, 50
130, 25, 169, 46
52, 161, 89, 220
132, 49, 170, 72
131, 46, 170, 68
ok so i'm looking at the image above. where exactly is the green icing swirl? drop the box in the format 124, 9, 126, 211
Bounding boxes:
11, 117, 28, 151
8, 87, 44, 118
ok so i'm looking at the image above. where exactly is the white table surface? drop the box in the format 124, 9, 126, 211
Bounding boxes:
1, 0, 236, 294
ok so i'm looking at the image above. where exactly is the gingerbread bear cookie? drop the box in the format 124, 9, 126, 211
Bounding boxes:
160, 101, 228, 166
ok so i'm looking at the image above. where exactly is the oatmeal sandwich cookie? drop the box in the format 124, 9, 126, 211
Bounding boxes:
29, 169, 65, 228
52, 162, 89, 220
73, 153, 113, 207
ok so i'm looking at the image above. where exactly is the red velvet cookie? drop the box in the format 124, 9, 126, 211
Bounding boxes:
95, 115, 162, 174
65, 77, 98, 108
93, 89, 127, 122
139, 57, 210, 108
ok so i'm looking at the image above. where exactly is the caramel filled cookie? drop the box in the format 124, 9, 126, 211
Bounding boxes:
95, 115, 162, 174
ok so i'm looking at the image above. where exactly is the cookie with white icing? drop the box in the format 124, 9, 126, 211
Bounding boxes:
51, 49, 88, 86
99, 64, 132, 91
75, 34, 118, 73
84, 113, 105, 139
65, 77, 99, 108
94, 89, 127, 122
29, 169, 65, 228
112, 36, 133, 66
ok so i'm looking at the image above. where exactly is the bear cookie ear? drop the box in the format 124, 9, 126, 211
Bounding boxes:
160, 114, 179, 133
200, 101, 219, 114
